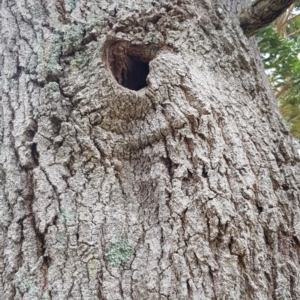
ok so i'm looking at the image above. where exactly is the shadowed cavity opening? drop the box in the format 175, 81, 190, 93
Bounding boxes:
106, 41, 156, 91
121, 56, 149, 91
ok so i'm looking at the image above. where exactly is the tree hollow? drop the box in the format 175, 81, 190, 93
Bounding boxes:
106, 41, 156, 91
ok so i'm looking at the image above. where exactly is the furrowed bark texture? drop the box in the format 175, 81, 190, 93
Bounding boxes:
222, 0, 250, 15
1, 0, 300, 299
238, 0, 296, 37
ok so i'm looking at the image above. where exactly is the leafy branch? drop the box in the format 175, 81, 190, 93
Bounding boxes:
256, 2, 300, 140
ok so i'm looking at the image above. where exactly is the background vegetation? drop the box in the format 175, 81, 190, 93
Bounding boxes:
257, 1, 300, 140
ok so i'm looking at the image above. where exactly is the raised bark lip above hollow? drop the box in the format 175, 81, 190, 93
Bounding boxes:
238, 0, 295, 38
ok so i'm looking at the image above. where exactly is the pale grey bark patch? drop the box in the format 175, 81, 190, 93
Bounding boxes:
1, 0, 300, 299
222, 0, 251, 15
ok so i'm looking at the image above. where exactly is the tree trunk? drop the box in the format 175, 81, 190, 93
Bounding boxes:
223, 0, 249, 14
1, 0, 300, 299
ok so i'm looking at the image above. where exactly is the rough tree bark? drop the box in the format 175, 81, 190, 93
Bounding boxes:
238, 0, 296, 37
1, 0, 300, 299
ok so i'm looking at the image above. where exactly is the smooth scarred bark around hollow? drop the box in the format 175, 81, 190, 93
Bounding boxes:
238, 0, 295, 37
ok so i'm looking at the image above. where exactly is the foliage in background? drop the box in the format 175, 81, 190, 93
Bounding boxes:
256, 2, 300, 140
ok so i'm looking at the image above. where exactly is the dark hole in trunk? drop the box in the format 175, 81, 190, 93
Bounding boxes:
105, 41, 156, 92
121, 56, 149, 91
